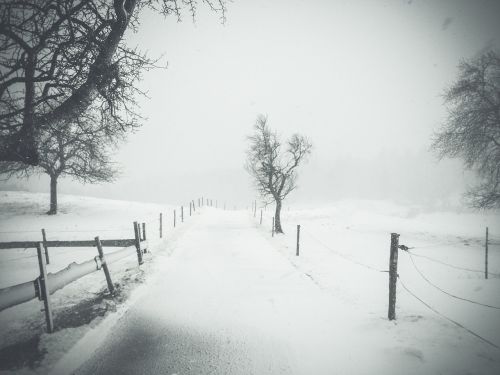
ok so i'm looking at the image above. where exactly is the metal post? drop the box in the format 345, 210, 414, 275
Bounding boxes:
36, 243, 54, 333
95, 236, 115, 295
388, 233, 400, 320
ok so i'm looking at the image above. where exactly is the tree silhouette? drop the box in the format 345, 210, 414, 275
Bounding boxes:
432, 51, 500, 209
246, 115, 312, 233
0, 0, 227, 165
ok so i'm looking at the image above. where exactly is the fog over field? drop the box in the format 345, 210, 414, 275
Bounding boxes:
3, 0, 500, 208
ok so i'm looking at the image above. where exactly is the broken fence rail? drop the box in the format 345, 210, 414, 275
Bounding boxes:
0, 241, 147, 312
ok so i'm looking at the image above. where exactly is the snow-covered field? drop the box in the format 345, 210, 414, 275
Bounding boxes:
0, 191, 192, 374
1, 191, 500, 374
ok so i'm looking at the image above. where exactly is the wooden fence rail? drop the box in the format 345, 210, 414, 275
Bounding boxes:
0, 239, 136, 250
0, 241, 147, 312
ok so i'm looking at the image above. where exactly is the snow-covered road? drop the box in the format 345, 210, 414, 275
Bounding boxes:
72, 209, 370, 375
67, 208, 500, 375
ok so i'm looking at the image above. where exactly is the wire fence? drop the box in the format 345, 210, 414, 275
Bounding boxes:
301, 228, 386, 273
397, 275, 499, 349
405, 250, 500, 277
402, 250, 500, 310
256, 211, 500, 351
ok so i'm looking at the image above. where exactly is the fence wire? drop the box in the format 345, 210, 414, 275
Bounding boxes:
402, 250, 500, 310
406, 249, 500, 277
397, 275, 499, 350
300, 228, 386, 273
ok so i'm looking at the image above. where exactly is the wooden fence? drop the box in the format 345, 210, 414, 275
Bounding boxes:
0, 196, 218, 333
0, 221, 147, 332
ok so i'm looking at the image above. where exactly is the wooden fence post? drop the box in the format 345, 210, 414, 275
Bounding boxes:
36, 242, 54, 333
296, 225, 301, 256
134, 222, 143, 265
388, 233, 400, 320
485, 227, 489, 279
159, 213, 163, 239
174, 209, 176, 228
41, 228, 50, 265
260, 209, 263, 225
95, 236, 115, 295
181, 206, 184, 222
190, 201, 192, 216
142, 222, 147, 251
272, 217, 275, 237
192, 200, 196, 212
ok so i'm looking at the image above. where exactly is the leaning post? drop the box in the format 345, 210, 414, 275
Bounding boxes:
95, 236, 115, 295
41, 228, 50, 265
134, 221, 143, 265
36, 242, 54, 333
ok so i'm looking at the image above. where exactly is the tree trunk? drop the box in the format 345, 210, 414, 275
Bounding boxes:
48, 175, 58, 215
274, 199, 284, 234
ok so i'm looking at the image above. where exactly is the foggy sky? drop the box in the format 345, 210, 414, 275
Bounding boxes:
4, 0, 500, 208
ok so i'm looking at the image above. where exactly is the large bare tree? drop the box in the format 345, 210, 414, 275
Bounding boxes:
0, 0, 227, 165
245, 115, 312, 233
0, 108, 124, 214
432, 51, 500, 209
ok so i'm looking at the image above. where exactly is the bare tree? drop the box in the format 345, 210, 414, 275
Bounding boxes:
432, 51, 500, 209
245, 115, 312, 233
0, 0, 227, 165
0, 108, 122, 214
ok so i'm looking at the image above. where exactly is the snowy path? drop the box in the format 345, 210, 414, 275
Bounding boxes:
72, 210, 368, 375
69, 209, 500, 375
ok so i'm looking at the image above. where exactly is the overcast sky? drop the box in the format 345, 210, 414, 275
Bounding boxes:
4, 0, 500, 208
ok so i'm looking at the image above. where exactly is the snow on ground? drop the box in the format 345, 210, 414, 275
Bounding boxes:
0, 191, 178, 289
0, 191, 196, 374
256, 200, 500, 373
1, 192, 500, 374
